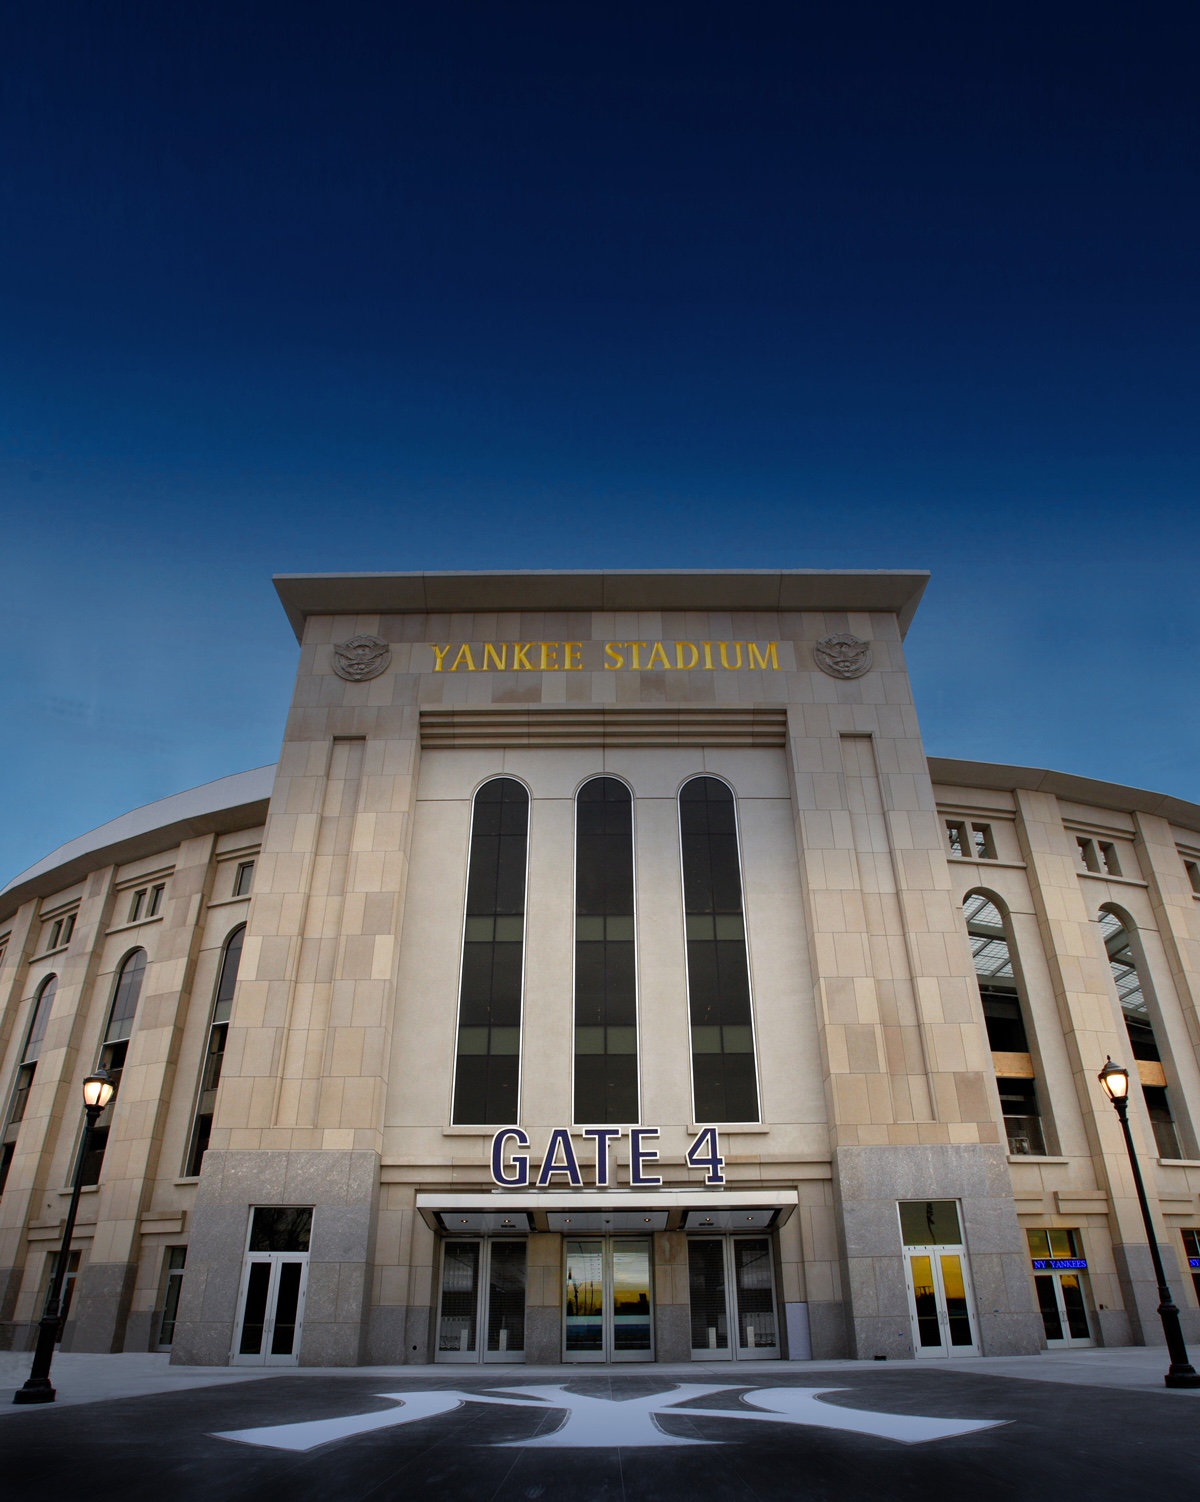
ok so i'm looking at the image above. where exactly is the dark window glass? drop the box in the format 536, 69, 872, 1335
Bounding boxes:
2, 978, 59, 1176
105, 950, 147, 1043
249, 1206, 312, 1252
186, 927, 245, 1176
574, 778, 638, 1123
0, 1142, 13, 1196
680, 777, 759, 1122
81, 952, 147, 1186
996, 1077, 1046, 1155
157, 1247, 186, 1347
24, 978, 57, 1064
1100, 909, 1184, 1152
452, 779, 529, 1125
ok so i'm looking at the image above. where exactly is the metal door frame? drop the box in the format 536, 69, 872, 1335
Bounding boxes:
902, 1244, 981, 1358
1035, 1267, 1095, 1348
435, 1236, 529, 1364
688, 1234, 781, 1361
562, 1236, 655, 1363
231, 1251, 310, 1366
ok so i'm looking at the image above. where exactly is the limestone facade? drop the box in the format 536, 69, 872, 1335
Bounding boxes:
0, 571, 1197, 1365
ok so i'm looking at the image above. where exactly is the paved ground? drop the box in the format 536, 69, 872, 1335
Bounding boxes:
2, 1351, 1198, 1501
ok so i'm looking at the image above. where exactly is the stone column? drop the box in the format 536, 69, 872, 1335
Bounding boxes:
1013, 788, 1177, 1345
784, 637, 1041, 1359
71, 834, 219, 1352
0, 866, 119, 1350
524, 1232, 562, 1363
653, 1230, 691, 1363
171, 616, 421, 1367
0, 897, 40, 1344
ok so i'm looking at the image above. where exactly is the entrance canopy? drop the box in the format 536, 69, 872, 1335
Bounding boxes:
418, 1189, 798, 1236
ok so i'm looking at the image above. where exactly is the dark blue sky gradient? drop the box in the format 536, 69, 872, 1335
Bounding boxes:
2, 2, 1199, 882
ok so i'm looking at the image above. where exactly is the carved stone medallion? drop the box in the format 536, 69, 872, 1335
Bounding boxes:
813, 632, 873, 679
332, 635, 392, 682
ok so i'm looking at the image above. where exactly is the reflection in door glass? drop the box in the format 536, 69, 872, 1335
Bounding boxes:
910, 1255, 941, 1346
688, 1240, 728, 1351
487, 1241, 527, 1354
565, 1241, 604, 1352
612, 1241, 652, 1352
271, 1262, 303, 1355
439, 1242, 480, 1354
1035, 1275, 1064, 1341
1059, 1273, 1091, 1340
239, 1262, 271, 1355
734, 1239, 777, 1351
939, 1255, 974, 1346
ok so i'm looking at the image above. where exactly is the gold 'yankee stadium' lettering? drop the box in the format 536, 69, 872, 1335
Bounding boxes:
430, 641, 781, 670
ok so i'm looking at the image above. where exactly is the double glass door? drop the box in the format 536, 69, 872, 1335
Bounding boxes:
564, 1238, 653, 1361
233, 1207, 312, 1366
899, 1200, 980, 1358
688, 1236, 780, 1359
437, 1239, 527, 1362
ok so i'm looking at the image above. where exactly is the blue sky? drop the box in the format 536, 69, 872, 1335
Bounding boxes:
2, 2, 1198, 884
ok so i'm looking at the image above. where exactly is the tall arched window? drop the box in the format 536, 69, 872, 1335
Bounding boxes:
186, 925, 245, 1176
574, 777, 638, 1123
452, 778, 529, 1125
0, 975, 57, 1195
81, 949, 147, 1185
679, 776, 760, 1123
1100, 907, 1183, 1159
963, 893, 1046, 1156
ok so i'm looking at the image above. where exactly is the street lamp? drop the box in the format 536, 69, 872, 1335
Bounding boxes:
12, 1068, 115, 1404
1097, 1057, 1200, 1389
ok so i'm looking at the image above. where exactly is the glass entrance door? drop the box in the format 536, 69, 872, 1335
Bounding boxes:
898, 1200, 980, 1358
688, 1236, 780, 1359
233, 1207, 312, 1366
1027, 1229, 1093, 1347
564, 1238, 653, 1362
436, 1239, 527, 1362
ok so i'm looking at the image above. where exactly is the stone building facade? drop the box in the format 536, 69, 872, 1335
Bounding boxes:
1, 569, 1198, 1367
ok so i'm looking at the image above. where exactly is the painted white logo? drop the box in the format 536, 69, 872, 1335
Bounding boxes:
214, 1383, 1005, 1453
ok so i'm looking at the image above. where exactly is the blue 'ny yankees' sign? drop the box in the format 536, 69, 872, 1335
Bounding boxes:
489, 1125, 725, 1187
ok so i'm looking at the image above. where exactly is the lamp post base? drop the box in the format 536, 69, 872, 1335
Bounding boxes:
12, 1378, 56, 1404
1165, 1369, 1200, 1389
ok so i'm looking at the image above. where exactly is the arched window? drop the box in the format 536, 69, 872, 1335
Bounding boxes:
0, 975, 58, 1195
963, 893, 1046, 1156
452, 778, 529, 1125
574, 777, 638, 1123
186, 926, 245, 1176
81, 949, 147, 1186
679, 776, 760, 1123
1099, 907, 1182, 1159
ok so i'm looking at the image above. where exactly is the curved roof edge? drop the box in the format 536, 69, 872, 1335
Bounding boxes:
929, 757, 1200, 837
0, 766, 277, 921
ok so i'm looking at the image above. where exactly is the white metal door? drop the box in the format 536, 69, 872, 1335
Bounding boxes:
233, 1254, 309, 1366
436, 1239, 528, 1363
688, 1236, 780, 1360
563, 1238, 653, 1362
902, 1248, 980, 1357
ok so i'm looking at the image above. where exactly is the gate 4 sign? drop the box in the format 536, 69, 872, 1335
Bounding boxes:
215, 1383, 1007, 1453
490, 1126, 725, 1188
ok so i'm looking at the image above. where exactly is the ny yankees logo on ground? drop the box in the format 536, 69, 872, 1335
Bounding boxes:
214, 1384, 1006, 1453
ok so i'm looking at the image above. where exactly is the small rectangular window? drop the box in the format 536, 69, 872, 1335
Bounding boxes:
234, 861, 255, 897
899, 1200, 963, 1247
148, 884, 165, 917
129, 889, 146, 922
971, 824, 997, 860
1076, 838, 1100, 873
1185, 860, 1200, 895
945, 822, 967, 857
48, 919, 63, 950
157, 1247, 187, 1347
61, 913, 75, 945
1098, 843, 1122, 877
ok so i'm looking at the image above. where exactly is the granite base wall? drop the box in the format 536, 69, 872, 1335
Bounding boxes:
170, 1148, 380, 1367
69, 1261, 138, 1353
834, 1142, 1045, 1360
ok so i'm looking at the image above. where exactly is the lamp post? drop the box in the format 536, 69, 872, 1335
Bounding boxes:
13, 1068, 115, 1405
1097, 1057, 1200, 1389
